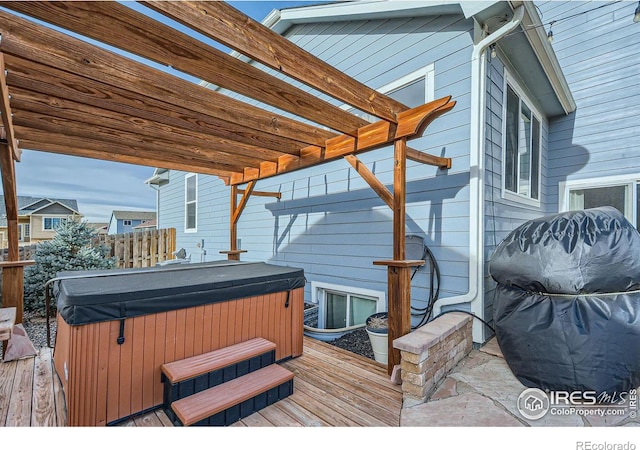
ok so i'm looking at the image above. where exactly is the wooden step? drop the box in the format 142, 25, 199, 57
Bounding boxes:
171, 364, 294, 426
161, 337, 276, 383
0, 307, 16, 341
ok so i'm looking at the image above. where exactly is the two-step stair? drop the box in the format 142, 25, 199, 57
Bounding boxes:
160, 337, 294, 426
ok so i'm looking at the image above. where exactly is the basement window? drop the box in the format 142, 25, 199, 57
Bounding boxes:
311, 281, 386, 329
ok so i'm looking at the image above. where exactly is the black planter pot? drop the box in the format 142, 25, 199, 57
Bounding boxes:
366, 312, 388, 334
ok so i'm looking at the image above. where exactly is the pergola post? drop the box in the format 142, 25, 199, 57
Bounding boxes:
0, 142, 21, 352
373, 138, 425, 374
221, 181, 256, 261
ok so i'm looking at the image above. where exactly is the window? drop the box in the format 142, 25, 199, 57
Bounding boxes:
185, 173, 197, 232
561, 175, 639, 226
311, 282, 386, 329
123, 220, 132, 226
503, 79, 542, 203
19, 224, 32, 241
345, 64, 435, 121
43, 217, 63, 230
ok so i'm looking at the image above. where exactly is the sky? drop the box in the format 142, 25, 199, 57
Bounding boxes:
11, 1, 322, 223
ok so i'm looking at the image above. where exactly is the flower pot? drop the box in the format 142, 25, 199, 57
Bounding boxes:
366, 312, 388, 364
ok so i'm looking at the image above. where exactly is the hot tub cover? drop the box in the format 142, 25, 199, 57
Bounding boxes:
53, 260, 305, 326
490, 207, 640, 396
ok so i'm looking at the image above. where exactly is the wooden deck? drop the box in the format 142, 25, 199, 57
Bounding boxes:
0, 337, 402, 427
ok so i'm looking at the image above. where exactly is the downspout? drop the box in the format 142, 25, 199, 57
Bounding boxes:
432, 6, 524, 343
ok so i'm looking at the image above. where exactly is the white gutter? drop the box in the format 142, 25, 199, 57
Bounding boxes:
432, 6, 525, 343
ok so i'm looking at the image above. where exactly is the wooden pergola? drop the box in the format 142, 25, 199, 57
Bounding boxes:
0, 1, 455, 373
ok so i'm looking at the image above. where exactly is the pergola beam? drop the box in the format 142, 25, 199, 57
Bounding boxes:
1, 1, 368, 136
407, 148, 452, 169
12, 98, 264, 170
0, 11, 335, 149
230, 96, 456, 185
16, 128, 239, 177
144, 1, 409, 123
5, 56, 300, 160
0, 54, 20, 161
10, 86, 286, 165
13, 111, 253, 173
237, 189, 281, 199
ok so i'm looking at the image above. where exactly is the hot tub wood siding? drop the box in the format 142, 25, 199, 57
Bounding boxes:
54, 288, 304, 426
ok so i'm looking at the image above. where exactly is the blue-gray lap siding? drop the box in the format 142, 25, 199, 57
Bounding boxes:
539, 1, 640, 206
157, 13, 476, 323
483, 1, 640, 339
482, 51, 551, 340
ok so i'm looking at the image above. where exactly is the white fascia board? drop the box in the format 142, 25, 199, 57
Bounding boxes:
510, 0, 576, 115
270, 1, 470, 33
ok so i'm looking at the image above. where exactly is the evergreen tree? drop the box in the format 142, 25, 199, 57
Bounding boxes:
23, 219, 115, 313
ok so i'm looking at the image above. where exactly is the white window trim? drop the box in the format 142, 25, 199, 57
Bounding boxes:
42, 216, 66, 231
184, 173, 198, 233
310, 281, 386, 329
382, 64, 435, 103
340, 63, 435, 112
559, 174, 639, 225
123, 220, 132, 226
501, 71, 544, 208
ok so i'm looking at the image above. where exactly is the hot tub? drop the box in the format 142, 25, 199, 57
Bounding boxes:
51, 260, 305, 426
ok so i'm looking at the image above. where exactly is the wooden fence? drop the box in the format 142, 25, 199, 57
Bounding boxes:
0, 244, 37, 261
0, 228, 176, 269
92, 228, 176, 269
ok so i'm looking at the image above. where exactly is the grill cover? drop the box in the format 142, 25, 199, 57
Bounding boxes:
54, 260, 305, 326
490, 207, 640, 396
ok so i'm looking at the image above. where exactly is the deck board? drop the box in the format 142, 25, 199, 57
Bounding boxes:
0, 336, 402, 427
31, 347, 56, 426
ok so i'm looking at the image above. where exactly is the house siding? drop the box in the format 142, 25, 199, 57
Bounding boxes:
30, 215, 64, 240
540, 1, 640, 210
158, 12, 476, 321
482, 50, 551, 340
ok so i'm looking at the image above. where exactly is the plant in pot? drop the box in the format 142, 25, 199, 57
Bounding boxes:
365, 312, 388, 364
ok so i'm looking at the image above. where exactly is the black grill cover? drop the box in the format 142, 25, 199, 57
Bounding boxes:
489, 206, 640, 294
490, 207, 640, 395
54, 260, 305, 326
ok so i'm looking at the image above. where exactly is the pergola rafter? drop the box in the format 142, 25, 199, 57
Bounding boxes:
0, 0, 456, 373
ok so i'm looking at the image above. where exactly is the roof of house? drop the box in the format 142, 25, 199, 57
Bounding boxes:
0, 196, 81, 226
86, 222, 109, 230
133, 219, 157, 229
111, 211, 157, 221
261, 0, 575, 117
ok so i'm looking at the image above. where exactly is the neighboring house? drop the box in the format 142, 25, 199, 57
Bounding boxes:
107, 211, 156, 235
0, 195, 82, 248
149, 1, 640, 344
133, 219, 157, 230
86, 222, 109, 235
